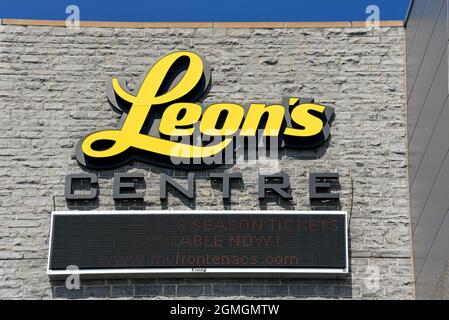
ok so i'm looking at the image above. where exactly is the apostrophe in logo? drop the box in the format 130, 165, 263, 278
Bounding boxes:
75, 51, 334, 169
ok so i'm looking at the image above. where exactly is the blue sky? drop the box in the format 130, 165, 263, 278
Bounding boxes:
0, 0, 411, 22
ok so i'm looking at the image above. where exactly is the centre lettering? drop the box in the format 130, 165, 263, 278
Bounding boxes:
64, 172, 340, 201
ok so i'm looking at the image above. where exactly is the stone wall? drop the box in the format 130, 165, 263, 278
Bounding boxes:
0, 23, 413, 299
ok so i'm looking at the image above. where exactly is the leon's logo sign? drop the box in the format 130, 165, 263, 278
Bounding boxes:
75, 51, 334, 169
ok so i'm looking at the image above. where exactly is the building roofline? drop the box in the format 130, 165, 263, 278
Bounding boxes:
0, 18, 404, 28
404, 0, 415, 27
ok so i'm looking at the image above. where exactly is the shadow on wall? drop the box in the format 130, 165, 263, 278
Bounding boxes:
50, 275, 354, 299
283, 134, 333, 161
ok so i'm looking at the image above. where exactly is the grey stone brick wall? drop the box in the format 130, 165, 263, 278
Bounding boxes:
0, 23, 413, 299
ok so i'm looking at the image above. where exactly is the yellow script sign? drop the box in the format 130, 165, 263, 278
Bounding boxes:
75, 51, 334, 169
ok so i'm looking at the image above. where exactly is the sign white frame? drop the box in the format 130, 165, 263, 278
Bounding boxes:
47, 210, 349, 279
